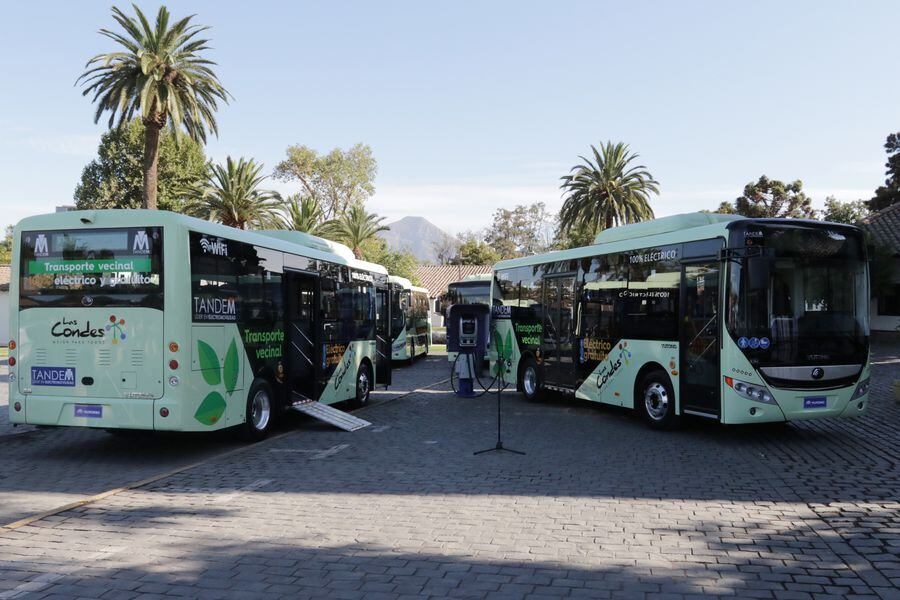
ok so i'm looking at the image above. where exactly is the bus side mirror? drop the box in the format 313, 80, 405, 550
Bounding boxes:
747, 257, 770, 292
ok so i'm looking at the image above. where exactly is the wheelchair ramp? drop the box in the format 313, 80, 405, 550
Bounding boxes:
289, 398, 371, 432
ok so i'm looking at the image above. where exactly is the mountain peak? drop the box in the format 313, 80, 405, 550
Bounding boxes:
378, 216, 456, 264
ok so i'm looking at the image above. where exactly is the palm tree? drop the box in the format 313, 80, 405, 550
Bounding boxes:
185, 157, 282, 229
280, 194, 330, 236
559, 142, 658, 237
77, 5, 229, 210
330, 204, 390, 259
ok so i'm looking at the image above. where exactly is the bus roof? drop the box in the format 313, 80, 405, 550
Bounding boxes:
493, 212, 744, 271
15, 209, 388, 275
388, 275, 428, 294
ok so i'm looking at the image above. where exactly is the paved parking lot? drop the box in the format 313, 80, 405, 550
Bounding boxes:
0, 345, 899, 599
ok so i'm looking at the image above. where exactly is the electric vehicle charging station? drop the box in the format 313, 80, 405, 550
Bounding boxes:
446, 304, 491, 397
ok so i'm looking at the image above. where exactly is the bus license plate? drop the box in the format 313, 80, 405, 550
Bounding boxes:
74, 405, 103, 419
803, 396, 827, 409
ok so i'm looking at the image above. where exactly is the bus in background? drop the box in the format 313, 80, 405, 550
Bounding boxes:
389, 276, 431, 362
8, 210, 392, 441
440, 274, 496, 317
489, 213, 871, 429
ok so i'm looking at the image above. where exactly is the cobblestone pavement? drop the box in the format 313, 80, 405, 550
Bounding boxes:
0, 347, 898, 599
0, 355, 446, 525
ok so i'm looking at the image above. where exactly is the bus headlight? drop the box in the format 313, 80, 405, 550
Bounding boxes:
725, 376, 776, 405
850, 377, 870, 400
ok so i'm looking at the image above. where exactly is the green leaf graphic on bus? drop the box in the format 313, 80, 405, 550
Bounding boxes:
197, 340, 221, 386
493, 330, 513, 376
194, 391, 227, 425
224, 339, 239, 396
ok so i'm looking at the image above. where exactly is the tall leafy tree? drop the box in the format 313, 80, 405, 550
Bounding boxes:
359, 238, 419, 283
77, 4, 230, 209
0, 226, 13, 264
717, 176, 815, 218
869, 132, 900, 211
273, 144, 377, 220
451, 232, 501, 265
484, 202, 555, 259
822, 196, 869, 224
329, 204, 390, 259
559, 142, 658, 238
74, 118, 206, 211
185, 157, 282, 229
280, 194, 330, 236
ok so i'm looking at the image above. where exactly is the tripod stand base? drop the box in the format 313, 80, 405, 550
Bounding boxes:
473, 441, 525, 456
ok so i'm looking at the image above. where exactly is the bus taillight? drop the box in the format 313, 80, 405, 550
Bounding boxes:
169, 359, 179, 370
7, 357, 15, 366
8, 340, 15, 350
169, 342, 179, 353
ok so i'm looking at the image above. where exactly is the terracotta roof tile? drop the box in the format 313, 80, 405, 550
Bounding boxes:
860, 203, 900, 255
413, 265, 493, 297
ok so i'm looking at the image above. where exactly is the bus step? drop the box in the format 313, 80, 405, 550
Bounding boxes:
290, 401, 371, 432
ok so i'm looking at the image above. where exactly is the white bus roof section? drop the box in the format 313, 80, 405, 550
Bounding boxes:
14, 210, 388, 276
592, 212, 741, 245
493, 212, 743, 271
387, 275, 429, 294
257, 230, 355, 261
462, 273, 493, 282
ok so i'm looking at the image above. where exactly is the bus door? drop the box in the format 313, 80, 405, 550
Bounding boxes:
375, 284, 392, 386
679, 261, 721, 417
284, 270, 319, 403
542, 275, 577, 387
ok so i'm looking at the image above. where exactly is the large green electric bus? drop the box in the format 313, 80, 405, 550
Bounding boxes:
8, 210, 392, 440
388, 276, 431, 361
489, 213, 871, 429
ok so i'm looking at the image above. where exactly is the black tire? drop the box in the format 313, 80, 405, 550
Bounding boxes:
351, 362, 372, 408
240, 378, 274, 442
636, 369, 680, 430
424, 337, 430, 357
409, 340, 416, 364
519, 357, 542, 401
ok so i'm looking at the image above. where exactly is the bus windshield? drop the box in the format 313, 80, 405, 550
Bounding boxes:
726, 224, 868, 367
19, 227, 163, 309
446, 281, 491, 307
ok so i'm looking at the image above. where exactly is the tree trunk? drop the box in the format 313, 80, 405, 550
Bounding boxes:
605, 212, 614, 230
142, 121, 162, 210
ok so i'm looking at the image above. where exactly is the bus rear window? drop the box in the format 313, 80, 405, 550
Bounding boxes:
19, 227, 163, 309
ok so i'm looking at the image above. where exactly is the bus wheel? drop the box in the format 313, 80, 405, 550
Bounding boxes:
241, 379, 273, 442
352, 362, 372, 408
409, 341, 416, 364
520, 358, 542, 401
638, 370, 680, 430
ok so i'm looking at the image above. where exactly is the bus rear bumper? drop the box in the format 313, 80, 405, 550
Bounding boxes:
11, 395, 156, 430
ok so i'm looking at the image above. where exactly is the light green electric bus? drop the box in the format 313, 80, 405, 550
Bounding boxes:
8, 209, 393, 440
489, 213, 871, 429
388, 276, 431, 362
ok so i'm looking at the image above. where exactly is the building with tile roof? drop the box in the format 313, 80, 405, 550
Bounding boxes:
860, 204, 900, 331
413, 264, 492, 299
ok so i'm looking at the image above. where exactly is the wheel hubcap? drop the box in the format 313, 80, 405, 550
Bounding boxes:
523, 367, 537, 396
251, 390, 271, 431
358, 370, 370, 398
644, 382, 669, 421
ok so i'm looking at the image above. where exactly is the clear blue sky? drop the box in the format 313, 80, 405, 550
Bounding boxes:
1, 1, 897, 234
